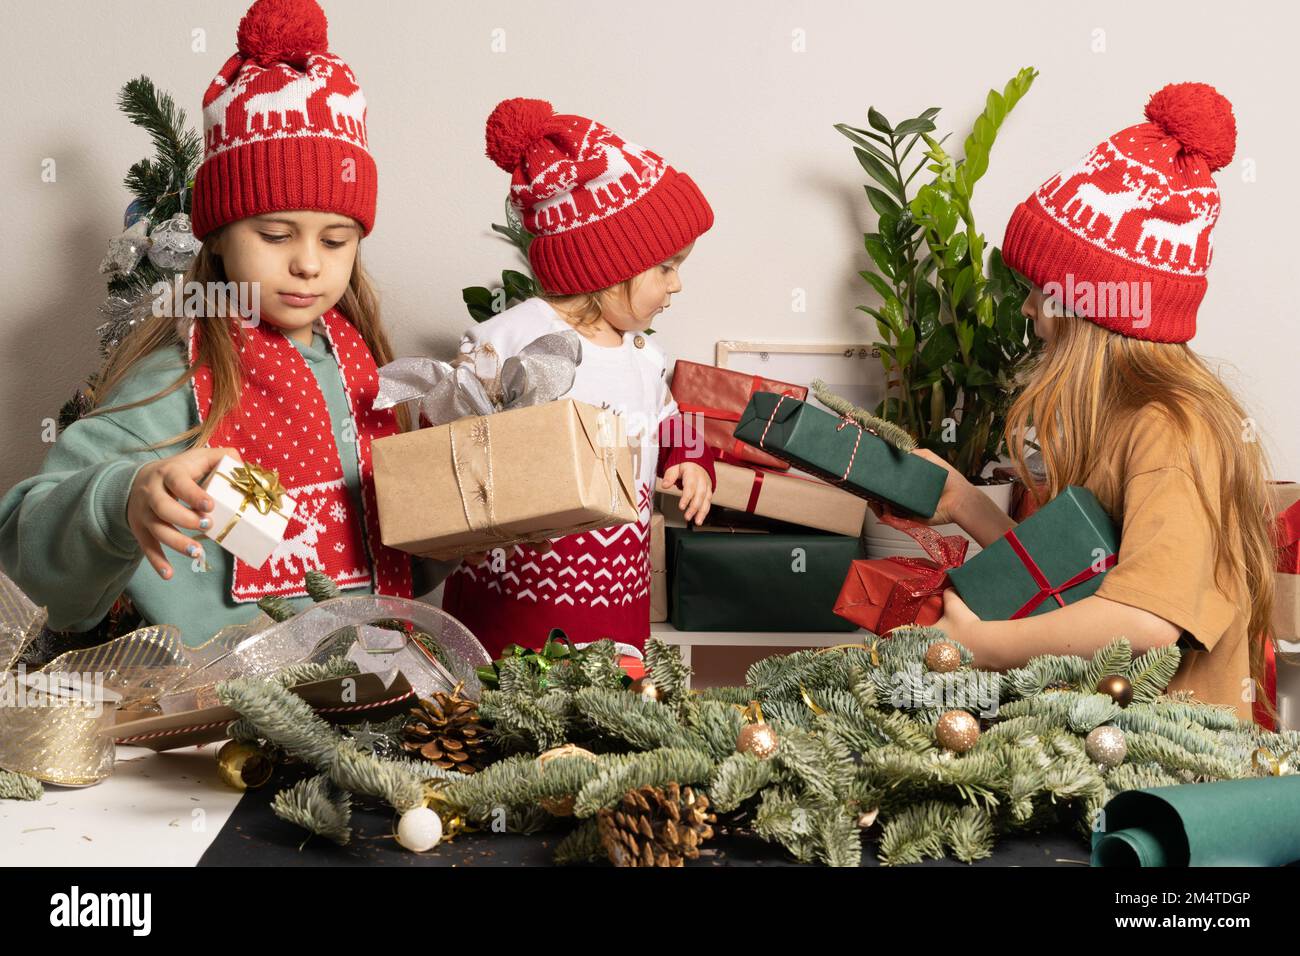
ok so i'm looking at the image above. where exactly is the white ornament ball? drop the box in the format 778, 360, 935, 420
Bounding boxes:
396, 806, 443, 853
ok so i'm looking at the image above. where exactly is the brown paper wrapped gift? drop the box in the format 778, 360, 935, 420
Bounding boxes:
373, 399, 637, 561
659, 459, 867, 537
650, 511, 667, 623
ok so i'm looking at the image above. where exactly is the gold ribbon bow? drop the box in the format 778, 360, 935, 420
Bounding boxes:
213, 461, 290, 544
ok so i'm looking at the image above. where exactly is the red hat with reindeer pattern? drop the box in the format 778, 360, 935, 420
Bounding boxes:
191, 0, 375, 240
1002, 82, 1237, 343
485, 98, 714, 295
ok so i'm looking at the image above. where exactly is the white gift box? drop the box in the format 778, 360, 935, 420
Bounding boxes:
200, 454, 297, 568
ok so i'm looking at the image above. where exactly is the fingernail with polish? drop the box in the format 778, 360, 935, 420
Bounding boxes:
199, 518, 211, 530
187, 544, 199, 557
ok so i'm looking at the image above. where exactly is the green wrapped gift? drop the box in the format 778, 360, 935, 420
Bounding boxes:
732, 392, 946, 518
667, 526, 864, 632
947, 485, 1119, 620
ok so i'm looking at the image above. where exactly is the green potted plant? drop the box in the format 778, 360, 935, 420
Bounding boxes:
835, 67, 1041, 555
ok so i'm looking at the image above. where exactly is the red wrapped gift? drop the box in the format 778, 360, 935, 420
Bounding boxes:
834, 508, 968, 634
670, 360, 807, 471
1258, 482, 1300, 730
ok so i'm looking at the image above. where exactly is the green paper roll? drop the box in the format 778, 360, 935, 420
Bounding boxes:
1092, 776, 1300, 867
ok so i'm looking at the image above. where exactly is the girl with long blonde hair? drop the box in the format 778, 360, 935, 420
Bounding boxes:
919, 82, 1278, 725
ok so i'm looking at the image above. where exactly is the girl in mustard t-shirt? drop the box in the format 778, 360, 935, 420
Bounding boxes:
920, 83, 1279, 724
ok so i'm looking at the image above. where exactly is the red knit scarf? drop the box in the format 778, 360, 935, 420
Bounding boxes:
188, 308, 413, 603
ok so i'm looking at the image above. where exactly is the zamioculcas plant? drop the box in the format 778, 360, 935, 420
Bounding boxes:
835, 67, 1041, 481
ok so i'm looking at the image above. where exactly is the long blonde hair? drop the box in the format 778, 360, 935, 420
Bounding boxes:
85, 225, 409, 448
1004, 310, 1279, 713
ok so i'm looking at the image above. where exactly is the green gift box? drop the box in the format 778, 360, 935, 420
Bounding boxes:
946, 485, 1119, 620
667, 526, 864, 632
732, 392, 946, 518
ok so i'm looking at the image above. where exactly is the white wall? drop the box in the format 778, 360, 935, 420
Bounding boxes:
1, 0, 1295, 494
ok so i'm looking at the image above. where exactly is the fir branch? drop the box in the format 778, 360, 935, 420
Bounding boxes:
710, 752, 776, 813
811, 379, 917, 452
1126, 644, 1182, 704
946, 805, 996, 863
572, 748, 716, 817
272, 774, 352, 846
216, 677, 341, 766
0, 769, 43, 801
118, 76, 201, 186
644, 638, 692, 710
553, 819, 603, 864
572, 686, 704, 751
877, 801, 951, 866
1081, 638, 1133, 692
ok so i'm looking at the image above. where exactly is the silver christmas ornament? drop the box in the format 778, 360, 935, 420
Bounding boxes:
99, 218, 151, 277
1085, 725, 1127, 768
146, 212, 199, 272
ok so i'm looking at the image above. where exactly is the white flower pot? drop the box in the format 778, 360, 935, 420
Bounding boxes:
862, 481, 1016, 559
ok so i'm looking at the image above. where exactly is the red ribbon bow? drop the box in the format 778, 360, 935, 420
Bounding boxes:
871, 505, 969, 633
1004, 529, 1117, 619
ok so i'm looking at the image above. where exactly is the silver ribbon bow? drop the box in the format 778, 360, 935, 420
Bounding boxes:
373, 329, 582, 425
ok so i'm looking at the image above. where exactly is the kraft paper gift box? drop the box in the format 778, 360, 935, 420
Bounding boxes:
1272, 481, 1300, 639
732, 391, 947, 518
372, 399, 637, 562
670, 359, 807, 471
659, 459, 868, 537
666, 525, 864, 632
200, 455, 297, 568
650, 511, 668, 623
946, 485, 1120, 620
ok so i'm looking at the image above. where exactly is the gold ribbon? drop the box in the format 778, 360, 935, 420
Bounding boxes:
211, 461, 292, 544
1253, 747, 1283, 776
733, 700, 766, 724
818, 640, 882, 667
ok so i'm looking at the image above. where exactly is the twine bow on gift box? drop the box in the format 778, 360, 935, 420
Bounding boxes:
211, 460, 292, 544
373, 330, 628, 557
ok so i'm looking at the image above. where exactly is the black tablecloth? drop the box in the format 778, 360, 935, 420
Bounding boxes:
198, 764, 1093, 867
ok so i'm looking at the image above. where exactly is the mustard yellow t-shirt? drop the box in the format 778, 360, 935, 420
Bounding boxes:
1090, 406, 1252, 722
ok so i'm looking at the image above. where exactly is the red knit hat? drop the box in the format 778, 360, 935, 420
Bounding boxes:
1002, 82, 1237, 343
485, 98, 714, 295
191, 0, 376, 240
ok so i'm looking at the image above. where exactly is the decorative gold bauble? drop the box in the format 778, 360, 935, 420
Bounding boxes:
924, 641, 961, 673
736, 722, 779, 759
935, 710, 980, 753
536, 744, 599, 816
1095, 674, 1134, 708
1085, 726, 1127, 767
216, 740, 273, 791
630, 678, 663, 703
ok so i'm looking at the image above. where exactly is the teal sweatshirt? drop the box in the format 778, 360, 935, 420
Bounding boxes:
0, 325, 449, 647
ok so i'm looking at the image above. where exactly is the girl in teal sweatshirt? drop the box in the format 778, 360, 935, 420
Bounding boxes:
0, 0, 436, 647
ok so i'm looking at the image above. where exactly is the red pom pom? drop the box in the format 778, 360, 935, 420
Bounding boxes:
237, 0, 329, 68
485, 98, 555, 172
1144, 82, 1237, 172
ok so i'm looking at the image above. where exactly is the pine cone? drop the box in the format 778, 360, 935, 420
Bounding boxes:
401, 688, 489, 774
596, 782, 716, 867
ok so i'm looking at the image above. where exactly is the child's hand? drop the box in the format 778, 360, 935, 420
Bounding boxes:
909, 448, 976, 526
127, 446, 239, 580
658, 462, 712, 526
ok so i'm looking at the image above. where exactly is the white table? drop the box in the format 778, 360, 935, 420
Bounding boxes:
1, 743, 241, 866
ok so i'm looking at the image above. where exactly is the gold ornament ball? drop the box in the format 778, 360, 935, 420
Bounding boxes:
630, 678, 664, 703
736, 722, 779, 759
935, 710, 980, 753
1095, 674, 1134, 708
924, 641, 962, 673
216, 740, 273, 791
536, 744, 599, 817
1085, 726, 1127, 767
